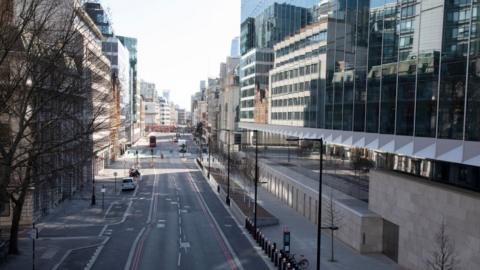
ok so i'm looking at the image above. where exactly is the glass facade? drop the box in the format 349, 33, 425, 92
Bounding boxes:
242, 0, 480, 143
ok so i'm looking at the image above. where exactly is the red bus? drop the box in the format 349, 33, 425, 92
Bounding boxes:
149, 136, 156, 147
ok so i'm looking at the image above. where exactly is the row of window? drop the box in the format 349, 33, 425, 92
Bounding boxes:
271, 63, 319, 82
276, 30, 327, 58
240, 111, 254, 119
272, 79, 319, 95
275, 46, 326, 68
271, 96, 311, 107
271, 111, 305, 120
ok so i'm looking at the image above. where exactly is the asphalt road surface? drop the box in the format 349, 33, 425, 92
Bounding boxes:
91, 134, 269, 270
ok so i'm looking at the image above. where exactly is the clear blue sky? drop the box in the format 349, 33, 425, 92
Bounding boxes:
102, 0, 240, 110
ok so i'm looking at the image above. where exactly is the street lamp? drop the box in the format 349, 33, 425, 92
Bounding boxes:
208, 136, 211, 179
91, 154, 98, 206
287, 136, 323, 270
218, 129, 232, 206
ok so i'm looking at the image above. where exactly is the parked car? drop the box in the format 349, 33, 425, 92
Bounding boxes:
121, 177, 136, 191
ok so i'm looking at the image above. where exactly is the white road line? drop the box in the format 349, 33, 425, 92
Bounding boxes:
193, 161, 276, 270
123, 227, 146, 270
84, 236, 110, 270
103, 202, 115, 219
186, 171, 245, 270
98, 225, 108, 237
146, 166, 158, 224
177, 252, 182, 267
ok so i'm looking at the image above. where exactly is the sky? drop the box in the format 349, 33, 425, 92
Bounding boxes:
101, 0, 241, 110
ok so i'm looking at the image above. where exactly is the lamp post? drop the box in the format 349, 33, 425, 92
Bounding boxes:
219, 129, 232, 206
91, 154, 97, 206
254, 130, 258, 233
208, 136, 211, 179
287, 137, 323, 270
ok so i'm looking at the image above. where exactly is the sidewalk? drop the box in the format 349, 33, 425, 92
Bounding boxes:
208, 152, 402, 270
0, 157, 131, 270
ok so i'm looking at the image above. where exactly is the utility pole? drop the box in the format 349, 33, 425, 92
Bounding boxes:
254, 130, 258, 233
317, 138, 323, 270
208, 136, 211, 179
91, 155, 96, 206
226, 130, 231, 206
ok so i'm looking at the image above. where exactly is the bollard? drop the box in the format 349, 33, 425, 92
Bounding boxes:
270, 244, 274, 258
286, 263, 291, 270
265, 241, 270, 254
271, 248, 276, 262
281, 258, 287, 270
274, 250, 279, 266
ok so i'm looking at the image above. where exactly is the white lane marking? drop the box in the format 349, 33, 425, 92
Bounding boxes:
84, 236, 110, 270
186, 172, 245, 270
146, 166, 158, 224
123, 227, 146, 270
194, 161, 276, 270
179, 227, 182, 235
177, 253, 181, 267
157, 223, 165, 229
103, 202, 115, 219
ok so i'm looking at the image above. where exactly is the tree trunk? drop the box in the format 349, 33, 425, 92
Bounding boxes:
330, 229, 335, 262
8, 188, 27, 254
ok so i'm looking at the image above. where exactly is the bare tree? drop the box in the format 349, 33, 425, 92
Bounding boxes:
427, 220, 458, 270
0, 0, 114, 254
323, 190, 342, 262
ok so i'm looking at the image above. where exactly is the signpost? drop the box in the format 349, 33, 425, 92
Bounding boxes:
113, 172, 117, 193
101, 185, 106, 210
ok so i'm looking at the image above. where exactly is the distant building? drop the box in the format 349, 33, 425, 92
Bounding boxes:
162, 89, 170, 101
118, 36, 140, 143
140, 80, 157, 102
230, 37, 240, 57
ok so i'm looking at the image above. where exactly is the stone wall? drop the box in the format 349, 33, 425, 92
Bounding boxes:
369, 170, 480, 270
260, 163, 383, 253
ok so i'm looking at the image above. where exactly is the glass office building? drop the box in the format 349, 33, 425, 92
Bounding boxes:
240, 2, 313, 122
240, 0, 480, 186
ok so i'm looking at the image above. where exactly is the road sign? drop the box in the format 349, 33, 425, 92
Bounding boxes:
113, 172, 118, 177
101, 188, 106, 193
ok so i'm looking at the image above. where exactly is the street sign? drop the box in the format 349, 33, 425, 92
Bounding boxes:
101, 188, 106, 193
283, 230, 291, 253
113, 172, 118, 177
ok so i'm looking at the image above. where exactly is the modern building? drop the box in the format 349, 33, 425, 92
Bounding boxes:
118, 36, 140, 143
140, 80, 157, 102
230, 37, 240, 57
144, 101, 159, 131
239, 48, 274, 122
159, 96, 171, 126
269, 21, 327, 127
162, 89, 171, 101
176, 108, 186, 126
239, 0, 480, 269
84, 2, 131, 152
239, 3, 312, 123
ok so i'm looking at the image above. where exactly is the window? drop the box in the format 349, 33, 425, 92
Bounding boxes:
401, 6, 415, 18
0, 201, 9, 217
399, 36, 413, 48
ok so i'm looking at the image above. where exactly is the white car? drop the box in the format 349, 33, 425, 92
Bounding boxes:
121, 177, 136, 191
